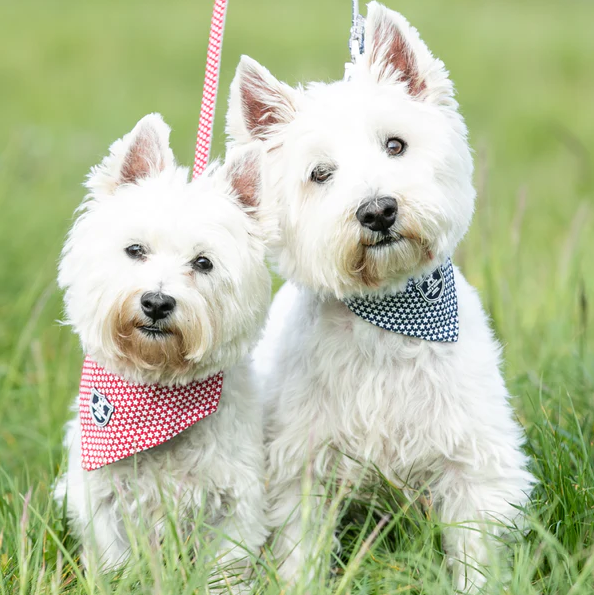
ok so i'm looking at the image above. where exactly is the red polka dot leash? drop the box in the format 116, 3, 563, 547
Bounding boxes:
79, 358, 223, 471
193, 0, 229, 179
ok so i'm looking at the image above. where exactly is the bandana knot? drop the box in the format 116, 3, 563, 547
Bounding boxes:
79, 358, 223, 471
343, 259, 459, 342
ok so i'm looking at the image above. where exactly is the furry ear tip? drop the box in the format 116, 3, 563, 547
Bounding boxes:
366, 2, 411, 33
238, 56, 270, 83
233, 55, 262, 80
230, 57, 261, 100
134, 113, 171, 137
366, 1, 389, 20
238, 54, 256, 67
139, 112, 164, 123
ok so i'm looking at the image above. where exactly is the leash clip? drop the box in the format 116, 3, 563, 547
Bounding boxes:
345, 1, 365, 80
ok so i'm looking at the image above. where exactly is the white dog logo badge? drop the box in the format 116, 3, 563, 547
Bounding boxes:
416, 267, 445, 303
90, 388, 114, 427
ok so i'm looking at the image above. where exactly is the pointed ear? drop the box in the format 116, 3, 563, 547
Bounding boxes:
119, 114, 173, 185
227, 55, 297, 144
221, 143, 263, 215
364, 2, 452, 101
86, 113, 175, 195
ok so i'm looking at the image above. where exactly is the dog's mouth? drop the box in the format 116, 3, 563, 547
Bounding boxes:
138, 325, 173, 338
362, 233, 403, 249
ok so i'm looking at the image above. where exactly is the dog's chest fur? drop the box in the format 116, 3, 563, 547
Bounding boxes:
263, 277, 509, 486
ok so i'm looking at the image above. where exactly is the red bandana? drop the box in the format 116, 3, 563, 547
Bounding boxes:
78, 358, 223, 471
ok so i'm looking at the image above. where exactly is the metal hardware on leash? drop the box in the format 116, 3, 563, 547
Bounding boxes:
193, 0, 229, 179
345, 0, 365, 80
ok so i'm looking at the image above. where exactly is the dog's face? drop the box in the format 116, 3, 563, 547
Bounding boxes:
59, 114, 270, 383
227, 2, 475, 298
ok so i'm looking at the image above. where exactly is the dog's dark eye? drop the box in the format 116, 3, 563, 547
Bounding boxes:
125, 244, 147, 260
192, 256, 213, 273
310, 165, 334, 184
386, 137, 406, 156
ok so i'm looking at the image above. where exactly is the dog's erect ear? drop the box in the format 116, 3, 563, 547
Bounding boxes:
221, 143, 263, 215
227, 56, 297, 144
86, 113, 175, 196
119, 114, 173, 185
364, 2, 453, 102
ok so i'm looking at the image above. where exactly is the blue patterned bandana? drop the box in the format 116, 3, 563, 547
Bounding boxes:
343, 259, 459, 342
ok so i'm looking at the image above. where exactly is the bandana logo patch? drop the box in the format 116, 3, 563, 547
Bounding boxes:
416, 267, 445, 303
89, 388, 114, 428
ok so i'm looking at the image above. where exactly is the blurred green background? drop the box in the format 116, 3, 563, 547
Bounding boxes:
1, 1, 594, 592
1, 0, 593, 522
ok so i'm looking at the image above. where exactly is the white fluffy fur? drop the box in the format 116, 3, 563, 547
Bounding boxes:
227, 3, 534, 591
54, 114, 271, 578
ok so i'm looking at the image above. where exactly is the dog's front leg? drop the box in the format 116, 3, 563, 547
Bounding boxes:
209, 481, 268, 592
55, 425, 131, 572
77, 489, 130, 572
432, 464, 528, 593
268, 477, 336, 586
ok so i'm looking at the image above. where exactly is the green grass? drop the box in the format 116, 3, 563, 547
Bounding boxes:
1, 0, 593, 592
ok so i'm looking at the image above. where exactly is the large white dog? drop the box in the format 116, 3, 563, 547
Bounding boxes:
54, 114, 270, 582
227, 2, 533, 591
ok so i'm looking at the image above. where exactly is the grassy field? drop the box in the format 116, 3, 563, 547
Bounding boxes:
1, 0, 593, 592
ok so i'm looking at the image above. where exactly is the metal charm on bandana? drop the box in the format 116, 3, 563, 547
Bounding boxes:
343, 259, 459, 342
79, 358, 223, 471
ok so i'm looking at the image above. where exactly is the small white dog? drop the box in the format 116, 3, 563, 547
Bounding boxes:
227, 2, 533, 591
54, 113, 270, 578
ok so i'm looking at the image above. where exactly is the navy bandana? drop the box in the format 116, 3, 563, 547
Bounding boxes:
343, 259, 459, 342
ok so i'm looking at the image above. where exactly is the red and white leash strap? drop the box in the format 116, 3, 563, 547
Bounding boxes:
193, 0, 229, 179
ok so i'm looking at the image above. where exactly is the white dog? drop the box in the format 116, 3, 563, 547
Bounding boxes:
226, 3, 533, 591
54, 113, 270, 580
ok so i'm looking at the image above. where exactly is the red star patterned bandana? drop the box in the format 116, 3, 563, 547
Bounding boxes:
79, 358, 223, 471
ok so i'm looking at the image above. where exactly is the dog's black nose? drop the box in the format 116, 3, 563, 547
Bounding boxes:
356, 196, 398, 233
140, 292, 176, 322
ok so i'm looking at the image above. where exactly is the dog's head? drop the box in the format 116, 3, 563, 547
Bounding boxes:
227, 2, 474, 298
59, 114, 270, 383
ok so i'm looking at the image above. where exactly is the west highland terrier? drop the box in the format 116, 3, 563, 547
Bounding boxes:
54, 113, 270, 579
226, 2, 534, 591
